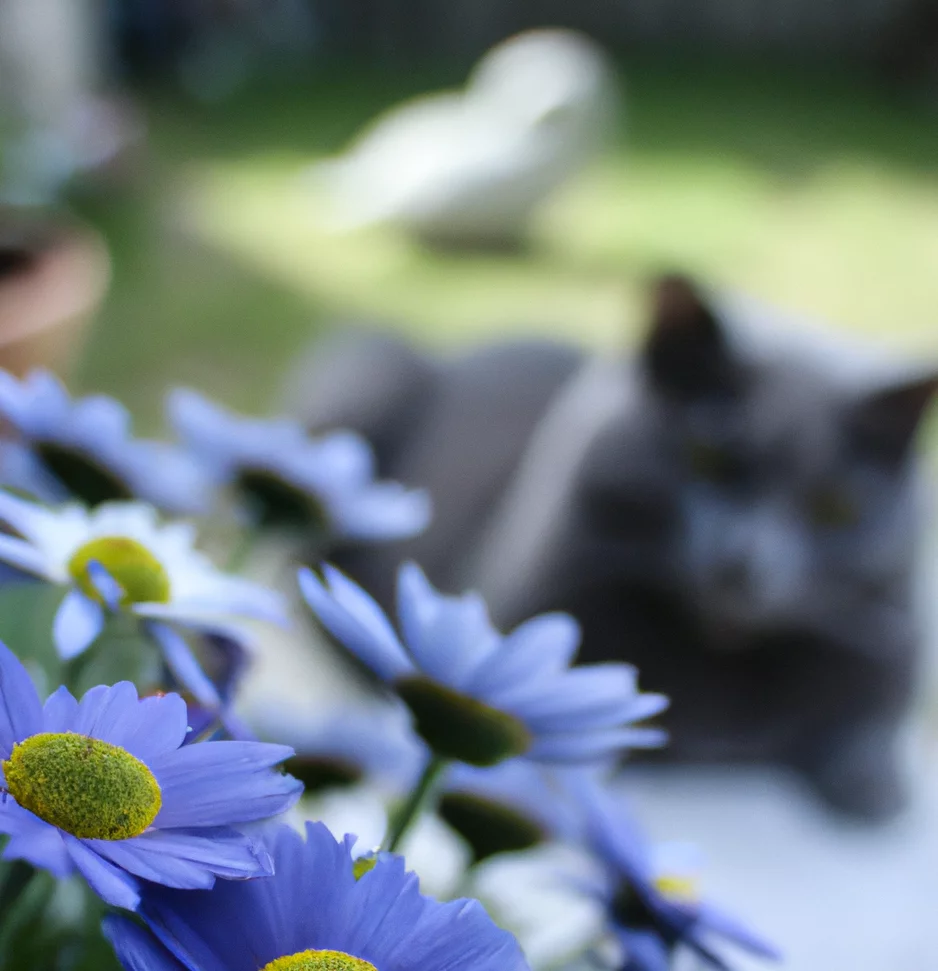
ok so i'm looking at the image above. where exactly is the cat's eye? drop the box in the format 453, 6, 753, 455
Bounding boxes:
685, 440, 748, 487
807, 487, 858, 529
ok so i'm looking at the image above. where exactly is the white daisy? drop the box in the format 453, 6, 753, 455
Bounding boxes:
0, 369, 212, 514
167, 387, 431, 542
0, 491, 287, 708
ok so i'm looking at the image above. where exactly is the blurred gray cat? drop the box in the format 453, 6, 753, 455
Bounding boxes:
288, 276, 938, 821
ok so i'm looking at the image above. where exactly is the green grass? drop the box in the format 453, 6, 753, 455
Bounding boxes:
67, 57, 938, 429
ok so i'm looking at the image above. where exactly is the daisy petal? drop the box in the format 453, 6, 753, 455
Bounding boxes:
612, 927, 671, 971
87, 561, 125, 610
299, 566, 413, 681
0, 489, 58, 547
146, 621, 221, 707
0, 532, 49, 577
0, 797, 72, 877
63, 834, 141, 910
693, 903, 783, 961
396, 563, 499, 689
103, 916, 188, 971
333, 485, 432, 542
53, 590, 105, 661
152, 741, 301, 828
465, 613, 582, 696
76, 685, 189, 763
527, 728, 659, 763
42, 685, 79, 732
91, 827, 272, 887
0, 641, 42, 755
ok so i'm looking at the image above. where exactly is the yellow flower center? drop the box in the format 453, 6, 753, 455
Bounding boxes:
654, 873, 699, 903
3, 732, 162, 840
352, 855, 377, 880
67, 536, 171, 605
261, 951, 377, 971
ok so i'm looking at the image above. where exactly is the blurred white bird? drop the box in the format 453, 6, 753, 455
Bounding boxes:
309, 28, 618, 250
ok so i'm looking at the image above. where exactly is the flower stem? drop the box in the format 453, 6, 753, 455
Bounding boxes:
226, 529, 257, 573
384, 756, 449, 854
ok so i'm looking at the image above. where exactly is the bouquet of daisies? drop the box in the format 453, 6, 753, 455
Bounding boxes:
0, 369, 781, 971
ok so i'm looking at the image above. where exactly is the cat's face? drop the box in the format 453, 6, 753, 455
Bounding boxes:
635, 277, 937, 646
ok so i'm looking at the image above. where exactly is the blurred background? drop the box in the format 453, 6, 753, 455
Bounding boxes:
1, 0, 938, 420
1, 2, 938, 969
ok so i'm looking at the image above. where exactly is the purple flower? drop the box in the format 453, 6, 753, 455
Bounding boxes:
575, 778, 781, 971
299, 562, 668, 767
167, 388, 430, 540
104, 821, 529, 971
0, 642, 302, 910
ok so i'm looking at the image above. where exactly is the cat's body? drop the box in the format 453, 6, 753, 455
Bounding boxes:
289, 278, 938, 820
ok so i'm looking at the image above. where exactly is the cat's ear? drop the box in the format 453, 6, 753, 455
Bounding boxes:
851, 373, 938, 463
641, 274, 739, 400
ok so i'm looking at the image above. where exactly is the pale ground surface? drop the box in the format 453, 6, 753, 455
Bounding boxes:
241, 541, 938, 971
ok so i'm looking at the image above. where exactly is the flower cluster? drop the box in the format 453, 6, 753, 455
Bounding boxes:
0, 370, 780, 971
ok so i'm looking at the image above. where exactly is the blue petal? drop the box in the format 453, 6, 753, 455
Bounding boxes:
0, 797, 72, 877
165, 388, 237, 477
90, 827, 272, 887
121, 441, 216, 515
53, 591, 105, 660
464, 613, 582, 696
103, 916, 188, 971
498, 669, 668, 734
0, 641, 42, 756
0, 369, 32, 428
614, 927, 671, 971
693, 903, 783, 961
70, 394, 131, 439
298, 566, 413, 681
146, 621, 221, 707
349, 861, 527, 971
140, 831, 310, 971
63, 835, 141, 910
42, 685, 79, 732
65, 682, 178, 751
527, 728, 663, 763
333, 484, 432, 542
395, 563, 500, 689
86, 561, 124, 610
152, 741, 301, 828
87, 688, 188, 763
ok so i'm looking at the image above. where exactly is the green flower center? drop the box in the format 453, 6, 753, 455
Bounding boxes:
352, 855, 377, 880
438, 793, 545, 863
261, 951, 377, 971
236, 468, 328, 532
285, 756, 362, 794
35, 442, 134, 507
2, 732, 162, 840
396, 676, 532, 767
67, 536, 171, 606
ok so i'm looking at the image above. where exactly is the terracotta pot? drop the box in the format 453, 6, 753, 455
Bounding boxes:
0, 211, 109, 377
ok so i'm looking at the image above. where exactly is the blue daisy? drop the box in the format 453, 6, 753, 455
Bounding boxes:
0, 369, 212, 514
299, 562, 668, 767
167, 388, 431, 541
0, 493, 286, 713
0, 642, 303, 910
575, 778, 780, 971
103, 821, 529, 971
